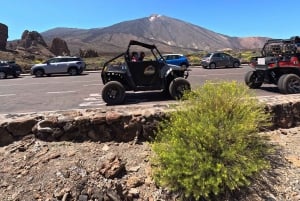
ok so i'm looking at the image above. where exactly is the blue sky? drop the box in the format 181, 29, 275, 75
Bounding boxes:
2, 0, 299, 40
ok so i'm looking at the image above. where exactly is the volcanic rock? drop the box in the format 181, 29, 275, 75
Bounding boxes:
0, 23, 8, 50
50, 37, 70, 56
20, 30, 48, 49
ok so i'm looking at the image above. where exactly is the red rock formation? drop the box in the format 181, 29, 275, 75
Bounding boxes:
20, 30, 48, 48
50, 37, 70, 56
0, 23, 8, 50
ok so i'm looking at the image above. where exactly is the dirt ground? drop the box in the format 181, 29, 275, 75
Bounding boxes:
0, 127, 300, 201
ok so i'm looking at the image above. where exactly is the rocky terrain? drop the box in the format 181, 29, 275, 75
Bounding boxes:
0, 25, 72, 72
1, 96, 300, 200
0, 126, 300, 201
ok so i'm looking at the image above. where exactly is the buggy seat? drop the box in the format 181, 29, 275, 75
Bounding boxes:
126, 61, 164, 87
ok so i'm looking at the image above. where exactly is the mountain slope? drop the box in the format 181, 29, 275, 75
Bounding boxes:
41, 15, 269, 54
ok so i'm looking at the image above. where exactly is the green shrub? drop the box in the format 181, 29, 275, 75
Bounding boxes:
188, 55, 201, 65
151, 81, 271, 200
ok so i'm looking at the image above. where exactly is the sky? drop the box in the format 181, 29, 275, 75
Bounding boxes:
2, 0, 300, 40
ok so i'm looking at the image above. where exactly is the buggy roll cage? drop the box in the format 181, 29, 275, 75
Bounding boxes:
261, 36, 300, 57
102, 40, 167, 69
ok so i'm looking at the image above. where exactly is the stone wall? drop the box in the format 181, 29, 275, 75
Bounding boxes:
2, 95, 300, 147
0, 105, 169, 147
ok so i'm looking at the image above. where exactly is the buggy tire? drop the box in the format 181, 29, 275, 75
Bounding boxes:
277, 74, 300, 94
102, 81, 125, 105
244, 71, 263, 89
169, 77, 191, 100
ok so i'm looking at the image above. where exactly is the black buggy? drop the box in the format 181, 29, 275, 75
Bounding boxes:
101, 40, 191, 105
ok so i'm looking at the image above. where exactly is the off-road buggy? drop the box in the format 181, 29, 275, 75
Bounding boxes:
245, 36, 300, 94
101, 40, 191, 105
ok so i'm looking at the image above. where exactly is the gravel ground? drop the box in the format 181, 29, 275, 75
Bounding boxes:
0, 127, 300, 201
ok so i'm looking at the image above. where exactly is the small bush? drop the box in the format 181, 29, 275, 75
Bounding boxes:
187, 55, 201, 65
151, 81, 271, 200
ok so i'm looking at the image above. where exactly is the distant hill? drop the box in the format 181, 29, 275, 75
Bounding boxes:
41, 14, 269, 54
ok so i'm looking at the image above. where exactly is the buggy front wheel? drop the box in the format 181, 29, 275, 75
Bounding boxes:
102, 81, 125, 105
169, 77, 191, 100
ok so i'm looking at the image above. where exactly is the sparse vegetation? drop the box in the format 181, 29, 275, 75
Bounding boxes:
1, 47, 262, 72
84, 57, 107, 70
151, 81, 272, 200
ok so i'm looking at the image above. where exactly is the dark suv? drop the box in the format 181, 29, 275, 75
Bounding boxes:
201, 52, 240, 69
0, 61, 22, 79
101, 40, 191, 105
31, 56, 86, 77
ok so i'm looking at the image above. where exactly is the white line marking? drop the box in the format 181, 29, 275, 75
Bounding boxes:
79, 102, 106, 107
0, 83, 46, 87
0, 94, 16, 97
90, 93, 101, 97
84, 97, 101, 101
47, 91, 76, 94
0, 80, 100, 87
83, 84, 103, 86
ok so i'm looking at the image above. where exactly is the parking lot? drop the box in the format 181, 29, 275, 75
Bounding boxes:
0, 66, 282, 114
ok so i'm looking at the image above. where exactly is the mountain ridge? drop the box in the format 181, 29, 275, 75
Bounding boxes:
41, 14, 269, 54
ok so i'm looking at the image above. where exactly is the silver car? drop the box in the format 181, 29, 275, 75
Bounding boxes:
201, 52, 240, 69
31, 56, 86, 77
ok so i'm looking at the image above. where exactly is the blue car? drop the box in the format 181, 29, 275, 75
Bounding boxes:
162, 54, 190, 68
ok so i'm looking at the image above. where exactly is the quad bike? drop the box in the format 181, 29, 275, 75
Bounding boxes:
101, 40, 191, 105
245, 36, 300, 94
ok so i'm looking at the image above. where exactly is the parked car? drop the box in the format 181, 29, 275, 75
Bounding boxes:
30, 56, 86, 77
0, 60, 22, 79
162, 54, 190, 68
201, 52, 240, 69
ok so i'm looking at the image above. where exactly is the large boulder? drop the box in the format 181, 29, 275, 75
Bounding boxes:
20, 30, 48, 49
50, 37, 70, 56
0, 23, 8, 50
